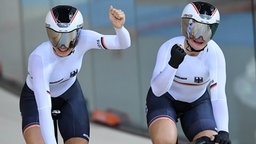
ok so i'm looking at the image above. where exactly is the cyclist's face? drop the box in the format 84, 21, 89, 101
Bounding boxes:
53, 46, 73, 57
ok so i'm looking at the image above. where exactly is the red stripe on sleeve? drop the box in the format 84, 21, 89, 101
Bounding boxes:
101, 37, 107, 49
210, 83, 217, 89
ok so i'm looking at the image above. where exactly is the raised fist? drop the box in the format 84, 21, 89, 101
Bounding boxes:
168, 44, 186, 68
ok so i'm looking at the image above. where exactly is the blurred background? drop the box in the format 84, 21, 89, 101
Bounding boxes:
0, 0, 255, 143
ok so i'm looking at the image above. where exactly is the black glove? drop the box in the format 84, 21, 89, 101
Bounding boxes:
168, 44, 186, 68
214, 131, 231, 144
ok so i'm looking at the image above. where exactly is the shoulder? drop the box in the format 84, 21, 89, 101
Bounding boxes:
206, 40, 224, 56
30, 41, 52, 55
205, 40, 226, 66
29, 41, 53, 61
79, 29, 101, 38
78, 29, 102, 45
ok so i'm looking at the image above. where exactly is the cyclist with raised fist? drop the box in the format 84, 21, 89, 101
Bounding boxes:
146, 1, 231, 144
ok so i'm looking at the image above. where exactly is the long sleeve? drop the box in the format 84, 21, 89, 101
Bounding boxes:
208, 41, 229, 132
28, 55, 57, 144
78, 26, 131, 53
103, 26, 131, 49
150, 40, 177, 96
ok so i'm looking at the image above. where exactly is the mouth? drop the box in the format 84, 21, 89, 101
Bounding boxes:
58, 48, 69, 52
193, 39, 204, 45
57, 45, 70, 52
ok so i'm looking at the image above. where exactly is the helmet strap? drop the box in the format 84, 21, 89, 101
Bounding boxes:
68, 49, 75, 56
186, 40, 206, 52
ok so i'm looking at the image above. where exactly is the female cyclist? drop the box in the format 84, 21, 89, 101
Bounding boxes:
19, 5, 131, 144
146, 1, 231, 144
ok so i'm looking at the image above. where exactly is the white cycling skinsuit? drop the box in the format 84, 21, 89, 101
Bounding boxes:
22, 26, 131, 144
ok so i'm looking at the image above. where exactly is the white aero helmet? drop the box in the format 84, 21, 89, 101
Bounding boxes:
181, 1, 220, 42
45, 5, 83, 49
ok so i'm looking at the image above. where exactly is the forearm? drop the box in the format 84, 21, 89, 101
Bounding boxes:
103, 26, 131, 49
115, 26, 131, 48
211, 99, 229, 132
151, 65, 177, 96
38, 107, 57, 144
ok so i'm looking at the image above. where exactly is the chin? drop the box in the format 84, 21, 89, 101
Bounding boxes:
195, 45, 205, 50
58, 53, 69, 57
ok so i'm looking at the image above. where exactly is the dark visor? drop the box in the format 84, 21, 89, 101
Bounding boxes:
46, 28, 80, 48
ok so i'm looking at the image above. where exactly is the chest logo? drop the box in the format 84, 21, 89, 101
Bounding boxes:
194, 77, 203, 83
70, 69, 78, 78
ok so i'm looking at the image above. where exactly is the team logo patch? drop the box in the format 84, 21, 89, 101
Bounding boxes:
194, 77, 203, 83
70, 69, 78, 78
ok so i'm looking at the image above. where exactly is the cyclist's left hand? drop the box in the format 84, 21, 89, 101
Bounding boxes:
214, 131, 231, 144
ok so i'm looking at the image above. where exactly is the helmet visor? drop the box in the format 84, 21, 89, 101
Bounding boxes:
182, 18, 218, 42
46, 28, 80, 48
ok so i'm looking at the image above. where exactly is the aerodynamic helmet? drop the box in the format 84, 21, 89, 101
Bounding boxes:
181, 1, 220, 42
45, 5, 83, 49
